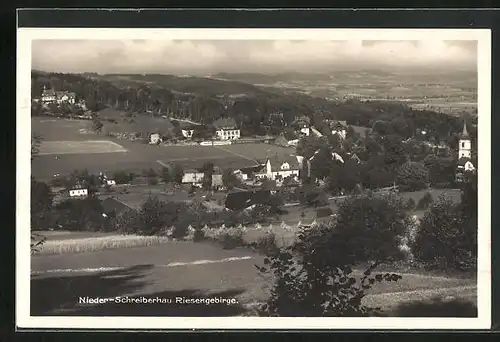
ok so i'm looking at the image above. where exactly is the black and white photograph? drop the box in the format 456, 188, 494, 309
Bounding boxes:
17, 28, 491, 330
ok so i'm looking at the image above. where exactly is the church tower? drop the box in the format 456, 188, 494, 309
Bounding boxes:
458, 121, 471, 159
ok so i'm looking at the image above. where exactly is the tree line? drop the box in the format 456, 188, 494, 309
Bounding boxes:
31, 71, 475, 141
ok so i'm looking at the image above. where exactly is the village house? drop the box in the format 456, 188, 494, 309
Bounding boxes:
274, 131, 300, 147
328, 120, 348, 139
41, 86, 76, 105
182, 170, 205, 186
292, 116, 311, 137
181, 129, 194, 139
254, 155, 303, 184
213, 117, 240, 141
68, 185, 88, 198
149, 133, 162, 145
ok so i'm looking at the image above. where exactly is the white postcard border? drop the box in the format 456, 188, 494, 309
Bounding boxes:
17, 28, 492, 330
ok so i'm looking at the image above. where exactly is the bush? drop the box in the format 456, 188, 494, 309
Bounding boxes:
405, 197, 416, 211
256, 224, 402, 317
396, 162, 429, 192
410, 196, 477, 271
218, 230, 245, 249
394, 297, 477, 317
255, 232, 278, 254
334, 194, 410, 264
416, 192, 433, 210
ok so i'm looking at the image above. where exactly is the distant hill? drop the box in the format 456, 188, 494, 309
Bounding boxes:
97, 73, 273, 97
214, 72, 333, 84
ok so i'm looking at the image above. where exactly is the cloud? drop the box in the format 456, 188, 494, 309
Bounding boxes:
32, 39, 477, 75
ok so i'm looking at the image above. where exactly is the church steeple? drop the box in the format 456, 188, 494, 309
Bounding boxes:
461, 121, 469, 138
458, 121, 472, 160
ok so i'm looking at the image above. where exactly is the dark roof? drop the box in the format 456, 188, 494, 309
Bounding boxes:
42, 89, 56, 96
267, 154, 301, 172
457, 156, 471, 166
101, 196, 134, 215
225, 190, 273, 211
330, 121, 347, 130
213, 117, 238, 130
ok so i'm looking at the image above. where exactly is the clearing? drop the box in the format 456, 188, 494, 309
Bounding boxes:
38, 140, 128, 155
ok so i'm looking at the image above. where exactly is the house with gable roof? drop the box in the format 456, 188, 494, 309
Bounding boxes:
213, 117, 240, 140
254, 154, 304, 183
328, 120, 348, 139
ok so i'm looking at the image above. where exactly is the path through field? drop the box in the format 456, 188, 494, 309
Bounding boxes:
30, 241, 477, 317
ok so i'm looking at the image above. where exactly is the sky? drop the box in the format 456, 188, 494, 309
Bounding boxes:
31, 39, 477, 75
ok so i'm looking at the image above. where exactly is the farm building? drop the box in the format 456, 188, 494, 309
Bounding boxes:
41, 86, 76, 105
225, 189, 274, 211
328, 120, 348, 139
68, 185, 88, 198
214, 118, 240, 141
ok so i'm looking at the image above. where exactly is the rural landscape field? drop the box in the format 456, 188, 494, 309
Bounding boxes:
28, 37, 480, 323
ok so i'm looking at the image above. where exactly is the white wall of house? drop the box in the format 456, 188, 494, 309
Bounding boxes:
42, 95, 56, 103
149, 133, 161, 144
182, 129, 194, 138
464, 161, 476, 171
332, 129, 347, 139
300, 127, 310, 136
263, 159, 300, 181
216, 129, 240, 140
182, 172, 205, 184
69, 188, 88, 197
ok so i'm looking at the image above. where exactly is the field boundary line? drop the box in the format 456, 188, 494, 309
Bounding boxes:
31, 256, 254, 275
214, 146, 259, 163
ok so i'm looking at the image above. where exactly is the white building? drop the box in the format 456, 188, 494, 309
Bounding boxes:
41, 86, 76, 105
69, 186, 88, 198
181, 129, 194, 139
255, 155, 302, 183
329, 121, 347, 139
149, 133, 162, 144
213, 118, 240, 141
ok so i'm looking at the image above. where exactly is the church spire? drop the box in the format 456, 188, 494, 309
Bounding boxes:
461, 121, 469, 138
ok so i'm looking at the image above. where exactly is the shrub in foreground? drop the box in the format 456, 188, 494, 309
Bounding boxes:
410, 196, 477, 271
416, 192, 433, 210
394, 297, 477, 317
256, 223, 402, 317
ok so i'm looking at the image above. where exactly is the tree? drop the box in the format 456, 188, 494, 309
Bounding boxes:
222, 168, 241, 190
54, 196, 106, 232
171, 164, 184, 184
334, 194, 409, 264
92, 117, 103, 133
31, 133, 42, 161
31, 178, 54, 231
201, 161, 214, 190
296, 184, 328, 207
160, 166, 172, 183
411, 195, 477, 271
395, 162, 429, 192
423, 155, 455, 187
113, 170, 133, 185
133, 196, 168, 235
256, 220, 402, 317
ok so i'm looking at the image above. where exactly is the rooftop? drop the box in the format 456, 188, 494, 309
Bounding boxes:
213, 117, 238, 130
